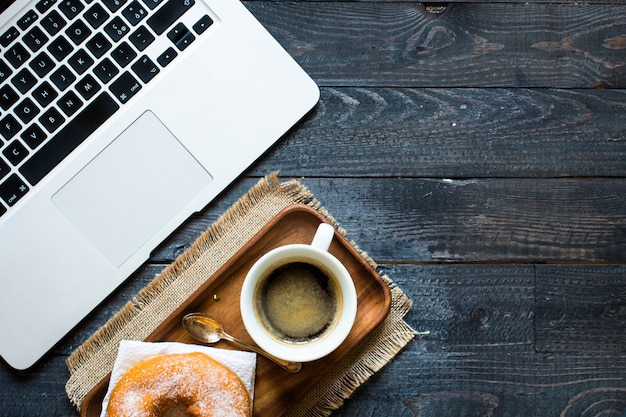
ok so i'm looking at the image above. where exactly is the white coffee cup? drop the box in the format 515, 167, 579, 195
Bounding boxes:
240, 223, 357, 362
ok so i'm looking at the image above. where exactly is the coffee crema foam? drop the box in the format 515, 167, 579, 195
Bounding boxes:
254, 261, 341, 344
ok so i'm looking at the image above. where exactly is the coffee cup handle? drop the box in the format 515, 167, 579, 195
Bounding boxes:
310, 223, 335, 251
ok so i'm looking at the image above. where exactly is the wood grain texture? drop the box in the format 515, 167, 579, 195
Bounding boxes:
536, 265, 626, 353
251, 87, 626, 178
245, 2, 626, 88
384, 264, 535, 351
256, 0, 626, 4
334, 350, 626, 417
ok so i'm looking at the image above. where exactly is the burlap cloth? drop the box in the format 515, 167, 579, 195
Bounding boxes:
65, 173, 417, 416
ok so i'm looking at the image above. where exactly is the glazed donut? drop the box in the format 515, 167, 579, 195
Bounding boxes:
106, 352, 251, 417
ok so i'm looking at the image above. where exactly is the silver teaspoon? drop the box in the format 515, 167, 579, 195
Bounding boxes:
182, 312, 302, 373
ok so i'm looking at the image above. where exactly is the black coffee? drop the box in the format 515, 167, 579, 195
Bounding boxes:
254, 261, 341, 344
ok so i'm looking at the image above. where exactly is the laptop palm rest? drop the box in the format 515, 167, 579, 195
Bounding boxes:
52, 111, 213, 267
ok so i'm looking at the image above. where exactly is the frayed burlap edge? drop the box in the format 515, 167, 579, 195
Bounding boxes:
65, 172, 417, 415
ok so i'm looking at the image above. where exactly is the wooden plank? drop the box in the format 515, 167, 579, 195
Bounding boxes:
263, 0, 626, 4
333, 350, 626, 416
536, 265, 626, 353
246, 2, 626, 87
380, 264, 535, 350
304, 177, 626, 262
432, 0, 626, 4
149, 177, 626, 263
250, 87, 626, 178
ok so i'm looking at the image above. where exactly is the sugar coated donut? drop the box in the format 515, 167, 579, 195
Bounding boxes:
106, 352, 251, 417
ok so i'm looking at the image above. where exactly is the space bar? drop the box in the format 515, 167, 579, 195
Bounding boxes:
20, 93, 120, 186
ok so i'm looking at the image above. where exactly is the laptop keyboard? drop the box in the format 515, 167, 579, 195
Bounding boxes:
0, 0, 214, 215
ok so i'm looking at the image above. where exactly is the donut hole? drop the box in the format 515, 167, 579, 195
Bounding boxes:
161, 403, 194, 417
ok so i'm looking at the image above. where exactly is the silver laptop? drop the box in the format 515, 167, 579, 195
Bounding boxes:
0, 0, 319, 369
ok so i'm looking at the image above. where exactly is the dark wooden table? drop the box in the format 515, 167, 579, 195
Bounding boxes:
3, 0, 626, 415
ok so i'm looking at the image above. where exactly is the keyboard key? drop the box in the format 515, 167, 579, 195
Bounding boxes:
129, 25, 154, 51
50, 64, 76, 90
75, 74, 101, 99
29, 51, 56, 77
0, 158, 10, 180
48, 35, 74, 60
0, 115, 21, 140
156, 46, 177, 67
11, 68, 37, 93
109, 71, 141, 103
36, 0, 57, 14
131, 55, 159, 82
0, 174, 29, 206
193, 14, 213, 34
167, 22, 194, 51
68, 48, 94, 74
66, 20, 92, 45
39, 107, 64, 132
123, 1, 147, 25
5, 43, 31, 68
102, 0, 127, 13
32, 81, 58, 106
86, 32, 112, 57
59, 0, 85, 19
111, 41, 136, 67
23, 27, 49, 52
14, 97, 40, 123
147, 0, 195, 35
21, 124, 47, 149
141, 0, 162, 10
0, 60, 13, 83
84, 3, 109, 28
41, 10, 67, 36
57, 91, 83, 116
0, 27, 20, 47
0, 85, 19, 110
17, 10, 38, 31
104, 16, 130, 42
21, 93, 119, 185
93, 58, 119, 83
3, 140, 29, 165
167, 22, 185, 41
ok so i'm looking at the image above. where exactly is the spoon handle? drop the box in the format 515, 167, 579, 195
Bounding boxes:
222, 333, 302, 373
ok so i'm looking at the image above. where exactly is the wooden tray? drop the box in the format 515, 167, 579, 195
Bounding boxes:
80, 204, 391, 417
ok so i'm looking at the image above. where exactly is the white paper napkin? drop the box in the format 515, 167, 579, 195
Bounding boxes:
100, 340, 257, 417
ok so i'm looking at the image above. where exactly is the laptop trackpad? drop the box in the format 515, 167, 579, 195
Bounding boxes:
52, 111, 213, 267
